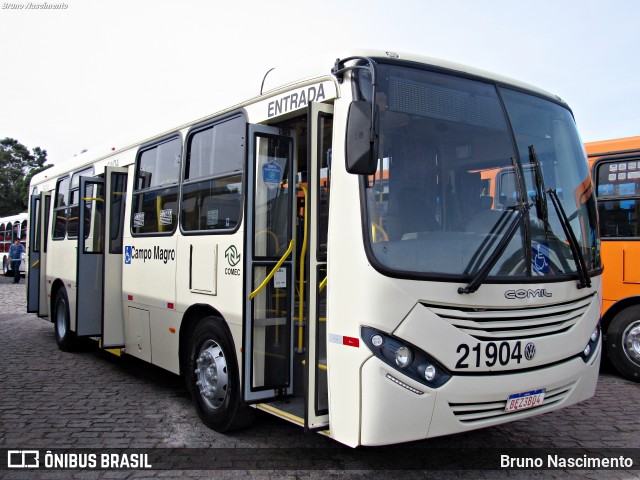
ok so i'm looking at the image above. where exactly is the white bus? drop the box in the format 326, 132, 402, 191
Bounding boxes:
27, 51, 602, 447
1, 212, 28, 276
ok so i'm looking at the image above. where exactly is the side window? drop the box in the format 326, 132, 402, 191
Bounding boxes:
52, 176, 70, 240
109, 172, 128, 253
596, 160, 640, 238
317, 113, 333, 260
20, 219, 27, 249
181, 116, 244, 232
132, 136, 181, 235
67, 167, 94, 239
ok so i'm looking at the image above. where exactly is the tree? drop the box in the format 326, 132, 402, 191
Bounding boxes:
0, 138, 53, 216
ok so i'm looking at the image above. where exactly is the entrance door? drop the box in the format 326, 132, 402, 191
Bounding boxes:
27, 193, 47, 313
244, 125, 296, 402
102, 168, 128, 347
76, 176, 105, 336
305, 103, 333, 429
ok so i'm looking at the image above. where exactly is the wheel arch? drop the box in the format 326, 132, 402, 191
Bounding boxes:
601, 296, 640, 338
179, 303, 232, 378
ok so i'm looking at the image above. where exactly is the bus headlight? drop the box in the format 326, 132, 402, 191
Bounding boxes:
395, 346, 413, 368
581, 325, 600, 363
362, 326, 451, 388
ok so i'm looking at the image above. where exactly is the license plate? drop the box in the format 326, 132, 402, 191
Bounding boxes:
505, 388, 545, 412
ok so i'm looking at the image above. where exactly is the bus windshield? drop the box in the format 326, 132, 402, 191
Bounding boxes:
360, 63, 600, 283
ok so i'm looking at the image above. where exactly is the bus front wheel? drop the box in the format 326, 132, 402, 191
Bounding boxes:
186, 316, 255, 432
54, 288, 76, 351
606, 306, 640, 383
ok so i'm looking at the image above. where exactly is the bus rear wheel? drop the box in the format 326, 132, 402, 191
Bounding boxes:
186, 316, 254, 432
606, 306, 640, 383
54, 288, 76, 351
3, 256, 10, 276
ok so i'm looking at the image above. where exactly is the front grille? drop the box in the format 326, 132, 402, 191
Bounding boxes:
449, 381, 575, 424
422, 294, 594, 340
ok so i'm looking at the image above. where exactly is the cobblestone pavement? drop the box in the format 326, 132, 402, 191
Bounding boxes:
0, 276, 638, 479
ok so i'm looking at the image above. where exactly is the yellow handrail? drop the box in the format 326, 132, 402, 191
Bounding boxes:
297, 184, 308, 353
248, 239, 295, 300
319, 276, 327, 292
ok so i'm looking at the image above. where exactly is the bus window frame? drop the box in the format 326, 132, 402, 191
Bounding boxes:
179, 111, 246, 236
130, 133, 183, 237
593, 157, 640, 241
67, 166, 95, 240
52, 174, 71, 241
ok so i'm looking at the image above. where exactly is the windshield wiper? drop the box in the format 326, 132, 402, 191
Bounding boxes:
529, 145, 550, 235
529, 145, 589, 288
545, 188, 591, 289
458, 202, 530, 294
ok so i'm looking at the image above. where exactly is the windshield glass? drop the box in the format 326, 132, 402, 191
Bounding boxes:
359, 64, 600, 281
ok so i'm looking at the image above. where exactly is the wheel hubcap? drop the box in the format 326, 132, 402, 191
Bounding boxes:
622, 320, 640, 367
194, 340, 228, 409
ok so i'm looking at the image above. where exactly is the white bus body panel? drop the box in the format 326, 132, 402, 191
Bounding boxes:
121, 232, 180, 372
174, 231, 246, 365
360, 349, 600, 445
46, 229, 80, 330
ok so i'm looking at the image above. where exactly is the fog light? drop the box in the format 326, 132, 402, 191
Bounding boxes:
371, 334, 384, 348
590, 328, 599, 343
583, 344, 591, 357
395, 346, 413, 368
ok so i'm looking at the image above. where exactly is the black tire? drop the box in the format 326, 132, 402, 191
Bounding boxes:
3, 256, 10, 277
186, 316, 255, 432
53, 288, 76, 351
606, 306, 640, 382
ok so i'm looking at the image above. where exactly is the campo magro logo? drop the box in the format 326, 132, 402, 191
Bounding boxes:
225, 245, 241, 267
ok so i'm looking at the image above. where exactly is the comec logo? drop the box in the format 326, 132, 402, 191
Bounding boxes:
504, 289, 552, 299
225, 245, 241, 267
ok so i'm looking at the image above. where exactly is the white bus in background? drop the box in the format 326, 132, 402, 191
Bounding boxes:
27, 50, 603, 447
1, 212, 28, 276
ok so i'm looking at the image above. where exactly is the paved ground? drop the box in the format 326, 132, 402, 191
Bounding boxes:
0, 275, 638, 479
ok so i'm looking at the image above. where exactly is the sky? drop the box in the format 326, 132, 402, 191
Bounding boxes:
1, 0, 638, 165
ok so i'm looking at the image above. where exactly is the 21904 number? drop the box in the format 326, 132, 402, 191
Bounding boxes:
456, 341, 524, 369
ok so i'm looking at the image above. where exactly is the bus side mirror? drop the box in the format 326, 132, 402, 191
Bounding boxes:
345, 101, 377, 175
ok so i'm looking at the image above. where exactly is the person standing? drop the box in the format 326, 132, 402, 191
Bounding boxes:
9, 238, 25, 284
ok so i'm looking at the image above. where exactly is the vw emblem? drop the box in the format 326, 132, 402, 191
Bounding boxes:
524, 342, 536, 361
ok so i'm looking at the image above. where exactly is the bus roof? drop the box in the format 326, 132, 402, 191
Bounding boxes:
585, 136, 640, 158
30, 49, 568, 187
0, 213, 28, 223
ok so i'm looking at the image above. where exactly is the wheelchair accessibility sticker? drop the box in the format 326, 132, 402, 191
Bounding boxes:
532, 242, 550, 274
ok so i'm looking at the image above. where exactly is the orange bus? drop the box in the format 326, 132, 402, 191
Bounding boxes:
586, 136, 640, 382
